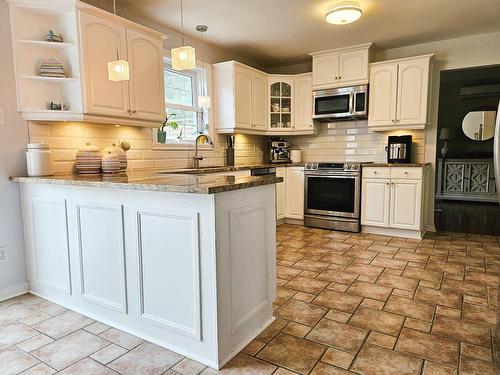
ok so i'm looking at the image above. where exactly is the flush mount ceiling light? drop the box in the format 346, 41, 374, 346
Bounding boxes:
325, 1, 362, 25
171, 0, 196, 70
108, 0, 129, 81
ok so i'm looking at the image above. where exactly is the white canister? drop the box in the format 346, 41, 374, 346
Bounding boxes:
290, 149, 302, 163
26, 143, 54, 176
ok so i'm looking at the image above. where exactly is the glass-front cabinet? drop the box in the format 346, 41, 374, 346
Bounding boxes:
269, 77, 294, 131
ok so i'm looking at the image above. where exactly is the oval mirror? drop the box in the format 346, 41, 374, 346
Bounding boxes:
461, 110, 496, 141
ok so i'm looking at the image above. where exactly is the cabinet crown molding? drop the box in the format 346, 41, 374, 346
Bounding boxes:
369, 53, 434, 66
308, 42, 373, 57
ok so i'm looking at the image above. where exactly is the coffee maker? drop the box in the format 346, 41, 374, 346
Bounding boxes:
267, 138, 291, 163
386, 135, 412, 163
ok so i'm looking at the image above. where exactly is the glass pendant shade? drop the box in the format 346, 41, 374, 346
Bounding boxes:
107, 60, 130, 81
198, 95, 211, 108
171, 45, 196, 70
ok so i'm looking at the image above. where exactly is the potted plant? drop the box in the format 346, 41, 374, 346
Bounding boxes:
157, 114, 178, 144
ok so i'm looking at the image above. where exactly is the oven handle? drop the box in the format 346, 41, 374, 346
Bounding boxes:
305, 172, 360, 178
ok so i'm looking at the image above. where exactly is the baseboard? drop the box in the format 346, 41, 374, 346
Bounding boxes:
362, 225, 424, 240
0, 282, 30, 302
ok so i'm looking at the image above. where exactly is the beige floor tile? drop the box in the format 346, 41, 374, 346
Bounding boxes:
0, 347, 40, 375
422, 361, 457, 375
276, 266, 302, 280
360, 298, 385, 310
0, 321, 39, 350
90, 344, 128, 365
293, 259, 330, 272
321, 347, 354, 369
313, 289, 362, 313
16, 334, 54, 353
414, 287, 461, 309
31, 330, 109, 370
256, 333, 324, 374
384, 295, 434, 321
19, 363, 56, 375
403, 267, 443, 283
306, 318, 368, 353
241, 340, 266, 356
98, 328, 143, 350
347, 280, 392, 301
464, 272, 499, 286
324, 309, 351, 323
84, 322, 111, 335
275, 299, 327, 326
460, 342, 492, 362
462, 303, 497, 324
371, 256, 408, 270
59, 357, 118, 374
349, 307, 405, 336
351, 344, 423, 375
284, 276, 329, 294
344, 263, 384, 278
365, 331, 397, 349
403, 317, 432, 333
315, 269, 357, 285
31, 311, 94, 339
282, 322, 312, 338
20, 312, 52, 326
431, 315, 491, 347
273, 367, 302, 375
459, 355, 498, 375
109, 342, 183, 375
274, 287, 297, 305
376, 273, 419, 292
172, 358, 207, 375
395, 328, 459, 367
0, 302, 38, 322
310, 362, 354, 374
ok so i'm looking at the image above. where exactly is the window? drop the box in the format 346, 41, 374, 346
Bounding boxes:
157, 57, 211, 147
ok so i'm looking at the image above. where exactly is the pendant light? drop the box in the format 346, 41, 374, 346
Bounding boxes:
171, 0, 196, 70
107, 0, 130, 81
196, 25, 211, 108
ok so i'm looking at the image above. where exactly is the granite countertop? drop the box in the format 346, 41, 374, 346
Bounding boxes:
363, 163, 432, 168
10, 170, 283, 194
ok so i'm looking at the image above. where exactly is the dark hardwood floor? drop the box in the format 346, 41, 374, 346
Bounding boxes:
435, 200, 500, 235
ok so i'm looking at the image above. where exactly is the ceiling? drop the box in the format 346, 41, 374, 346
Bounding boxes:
116, 0, 500, 67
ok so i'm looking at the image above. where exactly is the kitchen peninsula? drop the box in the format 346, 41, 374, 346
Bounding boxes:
10, 171, 282, 369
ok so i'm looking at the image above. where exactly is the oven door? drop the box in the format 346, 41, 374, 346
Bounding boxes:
312, 89, 352, 120
304, 172, 360, 219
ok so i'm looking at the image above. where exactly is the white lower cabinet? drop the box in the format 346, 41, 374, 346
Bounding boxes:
361, 166, 427, 238
276, 167, 286, 220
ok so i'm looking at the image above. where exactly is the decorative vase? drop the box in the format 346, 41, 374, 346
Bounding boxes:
75, 143, 102, 174
157, 130, 167, 144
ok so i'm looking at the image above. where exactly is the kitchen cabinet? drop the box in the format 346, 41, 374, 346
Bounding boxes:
214, 61, 316, 135
310, 43, 372, 90
294, 74, 314, 131
8, 0, 166, 125
361, 166, 428, 238
285, 167, 305, 220
276, 167, 287, 220
368, 55, 433, 131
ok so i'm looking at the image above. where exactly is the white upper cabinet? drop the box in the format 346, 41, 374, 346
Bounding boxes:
368, 54, 433, 131
367, 63, 398, 128
8, 0, 166, 125
234, 64, 253, 129
251, 71, 268, 130
80, 11, 130, 118
294, 74, 313, 131
310, 43, 372, 90
126, 29, 165, 121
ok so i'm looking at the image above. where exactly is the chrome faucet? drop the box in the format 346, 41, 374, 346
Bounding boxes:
193, 134, 215, 168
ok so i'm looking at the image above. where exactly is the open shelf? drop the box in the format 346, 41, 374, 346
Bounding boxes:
17, 39, 76, 49
20, 75, 78, 82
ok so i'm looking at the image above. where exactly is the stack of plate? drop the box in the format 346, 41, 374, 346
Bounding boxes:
75, 144, 102, 174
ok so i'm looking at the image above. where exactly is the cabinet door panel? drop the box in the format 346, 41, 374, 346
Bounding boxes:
285, 167, 304, 219
235, 66, 252, 129
397, 59, 429, 126
361, 178, 390, 227
127, 29, 165, 121
80, 11, 130, 117
294, 75, 313, 130
390, 179, 422, 230
312, 53, 339, 88
276, 167, 286, 220
368, 63, 398, 127
339, 49, 368, 83
251, 71, 267, 130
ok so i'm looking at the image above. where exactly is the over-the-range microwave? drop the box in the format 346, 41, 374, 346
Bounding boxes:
312, 84, 368, 121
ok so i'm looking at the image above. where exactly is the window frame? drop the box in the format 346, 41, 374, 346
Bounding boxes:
152, 50, 214, 150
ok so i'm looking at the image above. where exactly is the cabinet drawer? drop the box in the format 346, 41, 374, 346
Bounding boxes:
363, 167, 390, 179
390, 167, 422, 179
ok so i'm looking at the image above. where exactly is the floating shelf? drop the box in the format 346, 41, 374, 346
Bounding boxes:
17, 39, 76, 49
20, 75, 78, 82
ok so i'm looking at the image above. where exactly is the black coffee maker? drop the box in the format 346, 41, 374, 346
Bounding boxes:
386, 135, 412, 163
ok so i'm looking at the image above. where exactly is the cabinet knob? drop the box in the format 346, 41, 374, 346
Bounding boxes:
127, 109, 131, 114
404, 171, 408, 174
386, 182, 389, 185
339, 76, 342, 79
392, 119, 395, 123
373, 171, 377, 174
132, 110, 137, 114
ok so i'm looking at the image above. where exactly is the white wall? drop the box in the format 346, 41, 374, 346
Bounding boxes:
0, 0, 29, 299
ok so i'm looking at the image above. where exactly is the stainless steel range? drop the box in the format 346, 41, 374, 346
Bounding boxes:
304, 162, 363, 233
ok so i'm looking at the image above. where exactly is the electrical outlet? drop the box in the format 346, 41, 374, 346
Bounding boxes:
0, 246, 7, 262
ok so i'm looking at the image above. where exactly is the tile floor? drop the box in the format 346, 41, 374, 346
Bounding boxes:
1, 224, 499, 374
